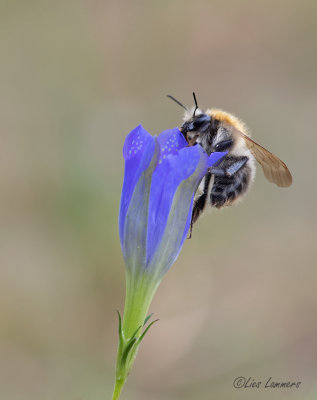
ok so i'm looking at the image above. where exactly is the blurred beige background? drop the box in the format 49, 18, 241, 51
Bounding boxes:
1, 1, 316, 399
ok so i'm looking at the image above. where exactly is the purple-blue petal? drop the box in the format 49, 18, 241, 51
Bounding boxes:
156, 127, 188, 163
207, 151, 228, 167
146, 145, 206, 265
119, 125, 156, 246
146, 145, 209, 274
173, 192, 195, 260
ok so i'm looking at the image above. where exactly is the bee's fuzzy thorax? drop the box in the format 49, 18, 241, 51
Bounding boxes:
206, 108, 250, 136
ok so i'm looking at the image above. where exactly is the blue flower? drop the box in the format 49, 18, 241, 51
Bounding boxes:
113, 125, 226, 399
119, 125, 225, 281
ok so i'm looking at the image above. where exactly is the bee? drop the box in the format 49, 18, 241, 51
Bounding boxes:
167, 93, 292, 235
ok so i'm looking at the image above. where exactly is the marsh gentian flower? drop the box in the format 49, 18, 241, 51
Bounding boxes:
112, 125, 226, 400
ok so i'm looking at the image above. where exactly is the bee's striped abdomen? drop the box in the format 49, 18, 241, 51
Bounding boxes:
210, 160, 252, 208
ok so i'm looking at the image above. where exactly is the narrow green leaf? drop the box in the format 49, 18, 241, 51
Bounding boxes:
143, 313, 154, 326
128, 325, 142, 342
121, 338, 137, 365
116, 310, 124, 343
116, 310, 122, 333
137, 319, 159, 345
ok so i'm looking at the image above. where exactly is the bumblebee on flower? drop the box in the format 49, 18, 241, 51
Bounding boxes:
112, 124, 226, 400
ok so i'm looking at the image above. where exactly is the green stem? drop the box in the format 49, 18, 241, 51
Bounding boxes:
111, 271, 161, 400
123, 272, 158, 337
112, 378, 125, 400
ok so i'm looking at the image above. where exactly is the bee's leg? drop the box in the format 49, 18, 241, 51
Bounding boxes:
209, 156, 248, 177
188, 172, 212, 239
214, 139, 234, 152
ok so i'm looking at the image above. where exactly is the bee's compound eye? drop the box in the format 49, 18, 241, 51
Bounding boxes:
181, 114, 211, 133
187, 113, 211, 132
193, 114, 211, 127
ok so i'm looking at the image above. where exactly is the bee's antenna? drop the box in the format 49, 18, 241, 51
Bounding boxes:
167, 95, 189, 112
193, 92, 198, 117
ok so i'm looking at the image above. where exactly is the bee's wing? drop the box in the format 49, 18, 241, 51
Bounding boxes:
234, 129, 292, 187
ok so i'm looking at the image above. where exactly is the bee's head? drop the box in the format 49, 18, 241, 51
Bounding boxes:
181, 110, 211, 134
181, 93, 211, 144
167, 93, 212, 145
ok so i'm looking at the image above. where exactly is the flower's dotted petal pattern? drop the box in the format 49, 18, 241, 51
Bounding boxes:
157, 128, 188, 163
146, 144, 206, 265
207, 151, 228, 167
123, 124, 152, 160
119, 125, 156, 246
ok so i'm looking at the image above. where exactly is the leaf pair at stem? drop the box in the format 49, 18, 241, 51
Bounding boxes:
112, 311, 158, 400
117, 310, 158, 368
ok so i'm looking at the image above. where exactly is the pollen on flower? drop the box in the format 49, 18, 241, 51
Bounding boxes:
128, 140, 144, 156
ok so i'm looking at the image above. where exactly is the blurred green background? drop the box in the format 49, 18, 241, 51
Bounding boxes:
1, 1, 316, 399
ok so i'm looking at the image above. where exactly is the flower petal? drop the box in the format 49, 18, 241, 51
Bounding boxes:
121, 143, 161, 275
156, 127, 188, 162
146, 145, 209, 273
119, 125, 156, 250
208, 151, 228, 167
